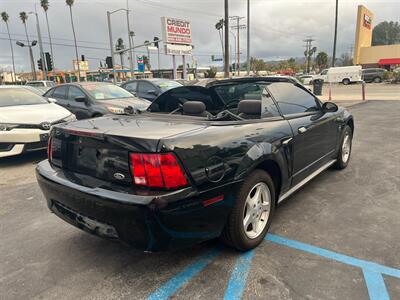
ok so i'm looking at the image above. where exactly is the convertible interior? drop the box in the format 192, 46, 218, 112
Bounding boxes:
147, 83, 270, 121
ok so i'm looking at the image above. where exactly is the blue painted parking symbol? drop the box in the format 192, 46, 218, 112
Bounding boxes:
146, 234, 399, 300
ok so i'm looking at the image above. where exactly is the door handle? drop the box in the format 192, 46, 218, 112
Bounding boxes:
298, 126, 307, 134
281, 137, 293, 146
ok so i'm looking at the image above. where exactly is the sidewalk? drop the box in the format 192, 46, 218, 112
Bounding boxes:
308, 83, 400, 104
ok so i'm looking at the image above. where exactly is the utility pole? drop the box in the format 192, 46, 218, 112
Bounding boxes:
247, 0, 250, 75
230, 16, 246, 76
126, 10, 134, 77
332, 0, 339, 67
224, 0, 229, 78
29, 8, 47, 80
303, 36, 315, 74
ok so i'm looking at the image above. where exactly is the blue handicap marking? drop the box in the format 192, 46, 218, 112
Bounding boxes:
146, 249, 221, 300
223, 250, 255, 300
146, 234, 399, 299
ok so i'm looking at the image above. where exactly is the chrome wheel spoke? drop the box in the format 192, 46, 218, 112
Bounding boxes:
243, 182, 272, 239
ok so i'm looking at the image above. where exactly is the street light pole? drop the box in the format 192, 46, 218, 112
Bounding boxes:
247, 0, 250, 75
107, 11, 116, 84
332, 0, 339, 67
224, 0, 229, 78
126, 10, 134, 77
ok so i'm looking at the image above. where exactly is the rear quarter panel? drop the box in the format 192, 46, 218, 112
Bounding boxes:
159, 119, 293, 194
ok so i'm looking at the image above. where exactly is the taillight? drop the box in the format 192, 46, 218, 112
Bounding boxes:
129, 153, 188, 190
47, 136, 53, 162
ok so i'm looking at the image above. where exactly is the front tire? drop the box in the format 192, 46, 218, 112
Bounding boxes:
221, 170, 275, 251
333, 125, 353, 169
373, 77, 382, 83
342, 78, 350, 85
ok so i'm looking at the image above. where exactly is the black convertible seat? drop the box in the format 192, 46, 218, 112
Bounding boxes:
237, 100, 261, 119
183, 101, 209, 117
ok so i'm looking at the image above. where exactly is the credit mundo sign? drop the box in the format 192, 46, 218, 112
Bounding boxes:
161, 17, 192, 45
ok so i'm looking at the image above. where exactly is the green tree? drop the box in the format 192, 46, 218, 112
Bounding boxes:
1, 12, 16, 82
115, 38, 125, 68
315, 52, 328, 71
66, 0, 80, 81
205, 67, 217, 78
41, 0, 55, 71
250, 57, 267, 74
372, 21, 400, 46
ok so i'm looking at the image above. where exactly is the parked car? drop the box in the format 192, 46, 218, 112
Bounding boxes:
26, 80, 56, 90
37, 77, 354, 251
298, 75, 313, 85
43, 82, 151, 120
0, 86, 75, 158
313, 66, 362, 85
120, 79, 182, 101
362, 68, 386, 83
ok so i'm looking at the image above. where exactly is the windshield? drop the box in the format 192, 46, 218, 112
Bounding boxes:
154, 80, 182, 92
84, 84, 134, 100
0, 89, 49, 107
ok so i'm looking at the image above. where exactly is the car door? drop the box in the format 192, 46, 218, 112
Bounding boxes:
51, 85, 70, 110
268, 82, 338, 186
137, 81, 158, 101
67, 86, 91, 119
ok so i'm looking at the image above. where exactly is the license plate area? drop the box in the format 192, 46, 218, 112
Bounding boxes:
40, 133, 49, 143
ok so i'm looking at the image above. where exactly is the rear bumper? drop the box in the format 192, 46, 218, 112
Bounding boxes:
36, 160, 234, 251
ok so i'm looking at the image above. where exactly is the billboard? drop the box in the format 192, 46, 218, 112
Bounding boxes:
73, 60, 89, 71
161, 17, 192, 45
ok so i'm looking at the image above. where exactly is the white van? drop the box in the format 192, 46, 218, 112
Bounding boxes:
312, 66, 362, 85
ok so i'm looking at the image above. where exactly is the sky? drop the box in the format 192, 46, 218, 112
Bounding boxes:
0, 0, 399, 73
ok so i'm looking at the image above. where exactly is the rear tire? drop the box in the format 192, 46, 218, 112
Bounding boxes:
221, 170, 275, 251
333, 125, 352, 170
342, 78, 350, 85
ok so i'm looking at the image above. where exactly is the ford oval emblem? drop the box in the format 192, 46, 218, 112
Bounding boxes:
113, 173, 125, 180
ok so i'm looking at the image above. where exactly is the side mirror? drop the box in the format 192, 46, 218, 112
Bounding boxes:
47, 98, 57, 103
322, 101, 338, 113
75, 96, 89, 105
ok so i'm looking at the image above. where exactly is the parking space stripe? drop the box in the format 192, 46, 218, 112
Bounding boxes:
146, 249, 221, 300
363, 269, 390, 300
223, 250, 255, 300
266, 234, 400, 278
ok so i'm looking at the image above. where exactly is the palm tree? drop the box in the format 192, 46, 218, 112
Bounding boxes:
19, 12, 30, 44
1, 12, 17, 82
41, 0, 55, 71
66, 0, 80, 81
19, 11, 36, 80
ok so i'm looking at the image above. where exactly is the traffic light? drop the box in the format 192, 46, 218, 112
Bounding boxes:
105, 56, 113, 68
37, 58, 43, 71
81, 55, 85, 61
45, 52, 53, 71
153, 36, 160, 48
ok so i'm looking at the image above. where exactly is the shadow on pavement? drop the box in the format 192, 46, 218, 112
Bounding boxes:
0, 150, 47, 168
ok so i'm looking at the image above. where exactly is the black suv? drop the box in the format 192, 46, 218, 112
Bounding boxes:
362, 68, 386, 83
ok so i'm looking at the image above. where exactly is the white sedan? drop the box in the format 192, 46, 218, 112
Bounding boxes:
0, 86, 75, 158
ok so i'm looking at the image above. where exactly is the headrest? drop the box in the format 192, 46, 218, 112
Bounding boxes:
238, 100, 261, 115
183, 101, 206, 115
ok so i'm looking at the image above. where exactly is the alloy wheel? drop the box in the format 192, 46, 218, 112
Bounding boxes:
243, 182, 271, 239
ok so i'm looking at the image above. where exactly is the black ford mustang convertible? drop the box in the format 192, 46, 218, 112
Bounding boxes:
36, 77, 354, 251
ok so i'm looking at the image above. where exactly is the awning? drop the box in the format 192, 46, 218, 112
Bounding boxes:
378, 58, 400, 65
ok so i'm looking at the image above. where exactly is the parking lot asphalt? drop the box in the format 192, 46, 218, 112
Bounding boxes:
1, 100, 399, 300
